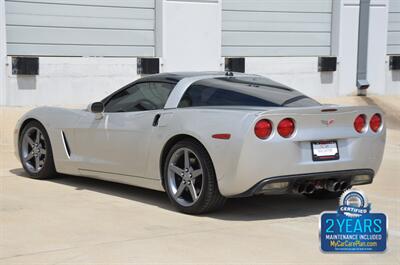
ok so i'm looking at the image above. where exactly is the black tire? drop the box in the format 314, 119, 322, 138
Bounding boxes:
18, 120, 57, 179
304, 189, 344, 200
163, 139, 226, 214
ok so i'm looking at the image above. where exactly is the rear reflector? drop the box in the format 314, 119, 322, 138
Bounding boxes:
262, 182, 289, 191
370, 113, 382, 132
351, 174, 372, 185
254, 119, 273, 139
354, 114, 367, 133
277, 118, 295, 138
212, 133, 231, 140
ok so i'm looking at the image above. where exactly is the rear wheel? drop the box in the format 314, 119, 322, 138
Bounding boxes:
19, 121, 57, 179
163, 139, 226, 214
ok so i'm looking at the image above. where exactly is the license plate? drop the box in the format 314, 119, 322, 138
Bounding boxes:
311, 140, 339, 161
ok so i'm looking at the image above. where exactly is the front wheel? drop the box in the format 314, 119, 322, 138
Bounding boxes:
19, 121, 57, 179
163, 139, 226, 214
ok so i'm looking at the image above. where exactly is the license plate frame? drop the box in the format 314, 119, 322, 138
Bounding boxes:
311, 140, 339, 161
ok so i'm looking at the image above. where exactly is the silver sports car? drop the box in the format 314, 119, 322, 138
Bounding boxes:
15, 72, 386, 214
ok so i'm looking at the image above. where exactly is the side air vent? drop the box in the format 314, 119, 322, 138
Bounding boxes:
61, 131, 71, 158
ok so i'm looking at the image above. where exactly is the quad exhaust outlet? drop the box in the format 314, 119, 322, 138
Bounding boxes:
325, 180, 350, 192
293, 179, 350, 194
293, 182, 315, 195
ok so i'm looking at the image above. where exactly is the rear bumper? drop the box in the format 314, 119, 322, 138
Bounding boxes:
217, 127, 385, 197
228, 168, 374, 198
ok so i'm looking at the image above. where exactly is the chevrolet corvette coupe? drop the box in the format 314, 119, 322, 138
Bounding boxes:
15, 72, 386, 214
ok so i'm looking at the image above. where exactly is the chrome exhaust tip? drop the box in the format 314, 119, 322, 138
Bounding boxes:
325, 180, 341, 192
293, 183, 315, 194
293, 183, 306, 194
304, 183, 316, 194
339, 181, 349, 191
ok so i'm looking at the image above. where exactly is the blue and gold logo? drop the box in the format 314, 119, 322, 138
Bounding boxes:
320, 189, 387, 252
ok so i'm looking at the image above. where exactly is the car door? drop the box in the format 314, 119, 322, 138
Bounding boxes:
73, 81, 175, 179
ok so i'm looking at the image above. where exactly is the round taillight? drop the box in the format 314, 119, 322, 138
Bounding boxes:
370, 113, 382, 132
354, 114, 367, 133
277, 118, 295, 138
254, 119, 273, 139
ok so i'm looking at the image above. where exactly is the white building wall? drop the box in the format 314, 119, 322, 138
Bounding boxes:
0, 0, 398, 106
0, 0, 6, 105
385, 55, 400, 95
385, 0, 400, 95
5, 57, 138, 106
3, 0, 224, 106
367, 0, 389, 95
245, 57, 338, 98
239, 0, 360, 98
156, 0, 222, 72
332, 0, 360, 96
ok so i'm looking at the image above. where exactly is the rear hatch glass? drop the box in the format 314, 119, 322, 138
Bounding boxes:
178, 76, 320, 108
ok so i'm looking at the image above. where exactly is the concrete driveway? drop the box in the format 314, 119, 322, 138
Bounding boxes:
0, 96, 399, 264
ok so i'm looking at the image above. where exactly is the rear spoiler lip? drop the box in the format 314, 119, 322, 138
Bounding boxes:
256, 105, 384, 116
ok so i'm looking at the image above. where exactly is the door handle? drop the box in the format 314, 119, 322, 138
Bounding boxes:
152, 114, 161, 127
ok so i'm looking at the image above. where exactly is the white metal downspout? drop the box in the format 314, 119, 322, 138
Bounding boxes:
356, 0, 371, 95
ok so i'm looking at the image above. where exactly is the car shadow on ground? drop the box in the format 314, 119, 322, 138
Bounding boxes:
10, 168, 338, 221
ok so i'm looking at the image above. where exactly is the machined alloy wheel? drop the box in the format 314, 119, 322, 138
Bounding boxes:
21, 127, 47, 173
19, 121, 56, 179
164, 139, 226, 214
167, 147, 204, 207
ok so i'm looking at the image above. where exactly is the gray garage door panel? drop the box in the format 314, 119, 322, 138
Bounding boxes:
7, 26, 154, 46
223, 11, 331, 32
223, 32, 331, 46
5, 0, 155, 57
7, 44, 154, 57
222, 0, 333, 57
223, 0, 332, 13
8, 0, 155, 8
6, 14, 154, 30
388, 0, 400, 54
6, 2, 154, 19
388, 0, 400, 12
223, 46, 331, 57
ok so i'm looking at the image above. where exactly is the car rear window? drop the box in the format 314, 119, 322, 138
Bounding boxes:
178, 76, 320, 108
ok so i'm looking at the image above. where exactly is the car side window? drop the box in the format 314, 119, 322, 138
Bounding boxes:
104, 82, 175, 113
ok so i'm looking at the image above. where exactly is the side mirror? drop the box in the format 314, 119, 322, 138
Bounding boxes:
89, 102, 104, 113
88, 102, 104, 119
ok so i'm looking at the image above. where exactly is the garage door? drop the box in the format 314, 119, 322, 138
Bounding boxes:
5, 0, 155, 57
388, 0, 400, 54
222, 0, 333, 57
